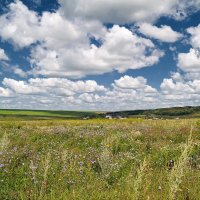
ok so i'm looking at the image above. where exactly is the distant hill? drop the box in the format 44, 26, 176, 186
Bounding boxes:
0, 106, 200, 120
106, 106, 200, 118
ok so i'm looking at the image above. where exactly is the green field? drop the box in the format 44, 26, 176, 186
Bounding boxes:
1, 117, 200, 199
0, 109, 98, 120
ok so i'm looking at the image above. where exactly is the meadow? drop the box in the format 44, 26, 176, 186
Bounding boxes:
1, 117, 200, 199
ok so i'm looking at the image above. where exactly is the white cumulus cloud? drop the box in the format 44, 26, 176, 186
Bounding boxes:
2, 78, 106, 96
160, 74, 200, 106
113, 75, 147, 89
59, 0, 200, 24
178, 48, 200, 73
177, 24, 200, 80
0, 1, 164, 78
30, 25, 164, 78
138, 23, 183, 43
187, 24, 200, 48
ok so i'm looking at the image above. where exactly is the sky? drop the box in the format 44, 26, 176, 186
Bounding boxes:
0, 0, 200, 111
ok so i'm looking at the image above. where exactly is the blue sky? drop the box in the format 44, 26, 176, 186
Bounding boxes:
0, 0, 200, 111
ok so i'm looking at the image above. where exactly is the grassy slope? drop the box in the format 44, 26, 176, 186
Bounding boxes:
0, 109, 98, 119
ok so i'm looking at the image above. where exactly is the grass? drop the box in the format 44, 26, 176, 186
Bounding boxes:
1, 118, 200, 199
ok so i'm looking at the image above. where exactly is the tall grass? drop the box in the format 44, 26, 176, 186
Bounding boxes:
133, 157, 148, 200
39, 152, 51, 199
125, 157, 149, 200
168, 127, 194, 200
0, 132, 9, 152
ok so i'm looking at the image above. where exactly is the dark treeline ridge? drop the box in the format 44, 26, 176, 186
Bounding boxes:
105, 106, 200, 118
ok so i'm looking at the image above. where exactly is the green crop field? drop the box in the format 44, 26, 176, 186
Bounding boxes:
0, 109, 98, 120
1, 117, 200, 199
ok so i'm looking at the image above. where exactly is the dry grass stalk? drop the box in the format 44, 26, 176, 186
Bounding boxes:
0, 132, 10, 152
39, 152, 51, 199
169, 127, 194, 200
133, 157, 148, 200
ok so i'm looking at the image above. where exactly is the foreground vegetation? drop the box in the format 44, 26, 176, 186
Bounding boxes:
1, 118, 200, 199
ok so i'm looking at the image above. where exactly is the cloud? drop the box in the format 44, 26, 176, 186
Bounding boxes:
138, 23, 183, 43
0, 1, 91, 49
0, 1, 40, 48
2, 78, 106, 96
98, 74, 200, 110
187, 24, 200, 48
0, 87, 12, 97
30, 25, 164, 78
1, 74, 200, 110
160, 74, 200, 105
2, 78, 44, 95
112, 76, 158, 96
177, 24, 200, 79
0, 48, 9, 61
113, 75, 147, 89
0, 75, 159, 110
79, 93, 100, 103
59, 0, 200, 24
12, 67, 27, 77
0, 1, 164, 78
96, 75, 159, 110
178, 48, 200, 73
161, 78, 194, 94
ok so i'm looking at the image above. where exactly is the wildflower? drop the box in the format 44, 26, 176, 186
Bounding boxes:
91, 160, 96, 164
0, 163, 5, 168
